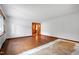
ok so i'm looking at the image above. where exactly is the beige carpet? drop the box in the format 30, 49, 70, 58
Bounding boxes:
52, 41, 75, 55
32, 39, 79, 55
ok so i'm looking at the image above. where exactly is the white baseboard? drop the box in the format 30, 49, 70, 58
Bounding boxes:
41, 33, 79, 41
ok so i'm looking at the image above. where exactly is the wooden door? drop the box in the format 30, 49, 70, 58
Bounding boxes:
32, 22, 41, 37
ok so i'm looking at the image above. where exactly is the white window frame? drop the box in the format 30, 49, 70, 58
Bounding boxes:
0, 15, 4, 36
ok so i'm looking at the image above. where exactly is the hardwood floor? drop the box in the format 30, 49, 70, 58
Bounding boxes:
1, 35, 58, 55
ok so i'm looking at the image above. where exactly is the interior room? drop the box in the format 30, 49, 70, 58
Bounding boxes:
0, 4, 79, 55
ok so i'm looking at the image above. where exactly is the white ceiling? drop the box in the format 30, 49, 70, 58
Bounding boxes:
1, 4, 79, 23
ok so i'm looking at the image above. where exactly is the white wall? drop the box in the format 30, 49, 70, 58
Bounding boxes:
7, 11, 79, 41
3, 4, 79, 39
41, 12, 79, 41
6, 18, 32, 38
4, 5, 79, 41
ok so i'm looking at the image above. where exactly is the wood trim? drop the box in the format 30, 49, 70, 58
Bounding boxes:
32, 22, 40, 24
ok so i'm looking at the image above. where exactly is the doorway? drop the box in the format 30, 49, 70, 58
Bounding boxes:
32, 22, 41, 37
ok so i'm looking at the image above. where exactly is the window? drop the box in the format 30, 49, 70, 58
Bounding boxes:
0, 10, 4, 36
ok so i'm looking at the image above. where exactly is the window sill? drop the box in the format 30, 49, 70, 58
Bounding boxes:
0, 31, 5, 37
